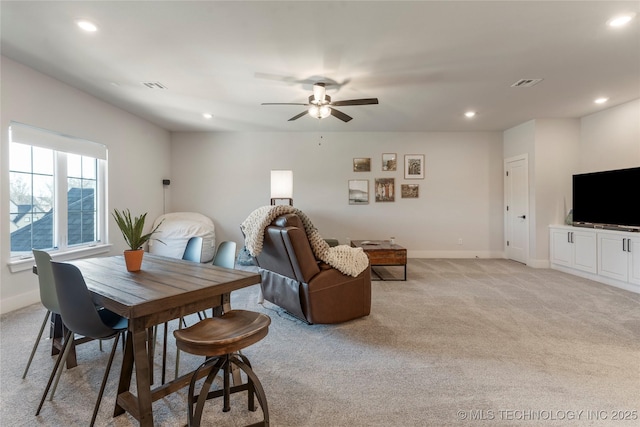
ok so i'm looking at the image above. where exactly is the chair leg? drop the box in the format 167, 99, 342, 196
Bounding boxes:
36, 329, 73, 416
146, 327, 155, 385
161, 321, 168, 384
175, 318, 183, 379
223, 355, 231, 412
49, 329, 76, 400
90, 333, 121, 427
23, 310, 51, 379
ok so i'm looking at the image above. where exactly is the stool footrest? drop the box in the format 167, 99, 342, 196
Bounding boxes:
187, 354, 269, 427
197, 382, 251, 402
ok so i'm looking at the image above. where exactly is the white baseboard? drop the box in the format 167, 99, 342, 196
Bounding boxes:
0, 289, 40, 315
406, 252, 550, 270
526, 258, 550, 269
551, 264, 640, 294
408, 250, 505, 259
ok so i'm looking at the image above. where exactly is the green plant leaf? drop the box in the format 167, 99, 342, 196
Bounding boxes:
112, 208, 164, 250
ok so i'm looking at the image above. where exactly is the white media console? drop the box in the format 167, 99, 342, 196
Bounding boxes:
549, 225, 640, 294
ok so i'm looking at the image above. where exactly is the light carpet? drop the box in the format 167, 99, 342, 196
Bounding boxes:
1, 259, 639, 426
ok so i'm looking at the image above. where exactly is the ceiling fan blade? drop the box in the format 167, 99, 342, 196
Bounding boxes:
262, 102, 309, 106
331, 98, 379, 106
254, 72, 301, 84
330, 108, 353, 122
288, 111, 309, 121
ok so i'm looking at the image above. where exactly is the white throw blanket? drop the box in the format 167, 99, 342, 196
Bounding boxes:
240, 206, 369, 277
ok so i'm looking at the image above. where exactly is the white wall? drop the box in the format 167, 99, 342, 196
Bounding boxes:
168, 131, 505, 258
534, 119, 581, 261
580, 99, 640, 172
0, 56, 171, 314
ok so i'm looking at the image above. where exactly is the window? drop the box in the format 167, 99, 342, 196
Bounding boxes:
9, 122, 107, 260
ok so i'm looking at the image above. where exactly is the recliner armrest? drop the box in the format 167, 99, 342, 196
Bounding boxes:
317, 261, 333, 271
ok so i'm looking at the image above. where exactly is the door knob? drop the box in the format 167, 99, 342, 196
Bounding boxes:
517, 215, 526, 219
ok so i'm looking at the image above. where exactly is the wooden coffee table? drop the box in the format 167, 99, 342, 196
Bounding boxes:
351, 240, 407, 281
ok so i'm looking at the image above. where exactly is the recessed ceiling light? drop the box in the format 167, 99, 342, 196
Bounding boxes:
594, 97, 609, 104
202, 113, 213, 119
76, 20, 98, 32
608, 13, 635, 27
464, 111, 476, 118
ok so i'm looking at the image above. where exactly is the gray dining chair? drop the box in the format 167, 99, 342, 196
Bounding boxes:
213, 240, 237, 269
36, 262, 128, 427
184, 237, 206, 320
26, 250, 111, 381
23, 250, 61, 379
182, 236, 203, 262
213, 240, 237, 312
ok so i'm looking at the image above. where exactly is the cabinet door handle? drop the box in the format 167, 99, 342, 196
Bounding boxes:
623, 238, 627, 252
628, 239, 632, 253
571, 232, 574, 243
568, 232, 571, 243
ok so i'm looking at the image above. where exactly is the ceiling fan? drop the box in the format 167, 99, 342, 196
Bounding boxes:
262, 82, 378, 122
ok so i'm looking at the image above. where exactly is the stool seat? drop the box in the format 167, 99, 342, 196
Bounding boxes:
174, 310, 271, 356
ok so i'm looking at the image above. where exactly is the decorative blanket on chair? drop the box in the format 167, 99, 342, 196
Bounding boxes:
241, 206, 369, 278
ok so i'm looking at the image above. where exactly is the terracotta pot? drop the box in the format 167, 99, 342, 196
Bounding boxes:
123, 249, 144, 272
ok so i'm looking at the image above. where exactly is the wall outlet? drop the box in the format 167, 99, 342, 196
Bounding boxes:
458, 238, 463, 245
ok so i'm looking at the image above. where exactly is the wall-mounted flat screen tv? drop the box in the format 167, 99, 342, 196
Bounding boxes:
572, 167, 640, 228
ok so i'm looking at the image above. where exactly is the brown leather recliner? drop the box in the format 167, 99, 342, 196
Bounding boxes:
253, 213, 371, 324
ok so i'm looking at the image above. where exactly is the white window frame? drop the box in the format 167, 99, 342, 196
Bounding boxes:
7, 122, 111, 272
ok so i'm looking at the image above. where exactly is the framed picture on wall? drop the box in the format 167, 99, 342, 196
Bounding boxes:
348, 180, 369, 205
382, 153, 397, 171
401, 184, 419, 198
353, 157, 371, 172
374, 178, 395, 202
404, 154, 424, 179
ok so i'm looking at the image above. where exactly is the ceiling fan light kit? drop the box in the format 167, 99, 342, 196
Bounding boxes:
309, 105, 331, 119
308, 84, 332, 119
263, 82, 378, 123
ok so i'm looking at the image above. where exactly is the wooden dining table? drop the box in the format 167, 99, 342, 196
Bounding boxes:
69, 254, 261, 426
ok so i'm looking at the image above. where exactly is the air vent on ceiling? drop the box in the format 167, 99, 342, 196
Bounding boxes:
511, 78, 543, 88
142, 81, 167, 89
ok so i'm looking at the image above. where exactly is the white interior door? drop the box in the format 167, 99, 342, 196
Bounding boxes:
505, 155, 529, 264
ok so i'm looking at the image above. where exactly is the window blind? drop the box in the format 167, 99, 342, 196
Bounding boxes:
9, 121, 107, 160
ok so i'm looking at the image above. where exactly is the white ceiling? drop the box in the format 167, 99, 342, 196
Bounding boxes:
2, 1, 639, 133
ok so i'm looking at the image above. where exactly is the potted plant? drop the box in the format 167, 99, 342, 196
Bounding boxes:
112, 208, 164, 272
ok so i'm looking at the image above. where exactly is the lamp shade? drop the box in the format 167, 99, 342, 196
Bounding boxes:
270, 170, 293, 199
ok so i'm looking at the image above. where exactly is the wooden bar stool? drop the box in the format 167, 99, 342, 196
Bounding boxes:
173, 310, 271, 427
